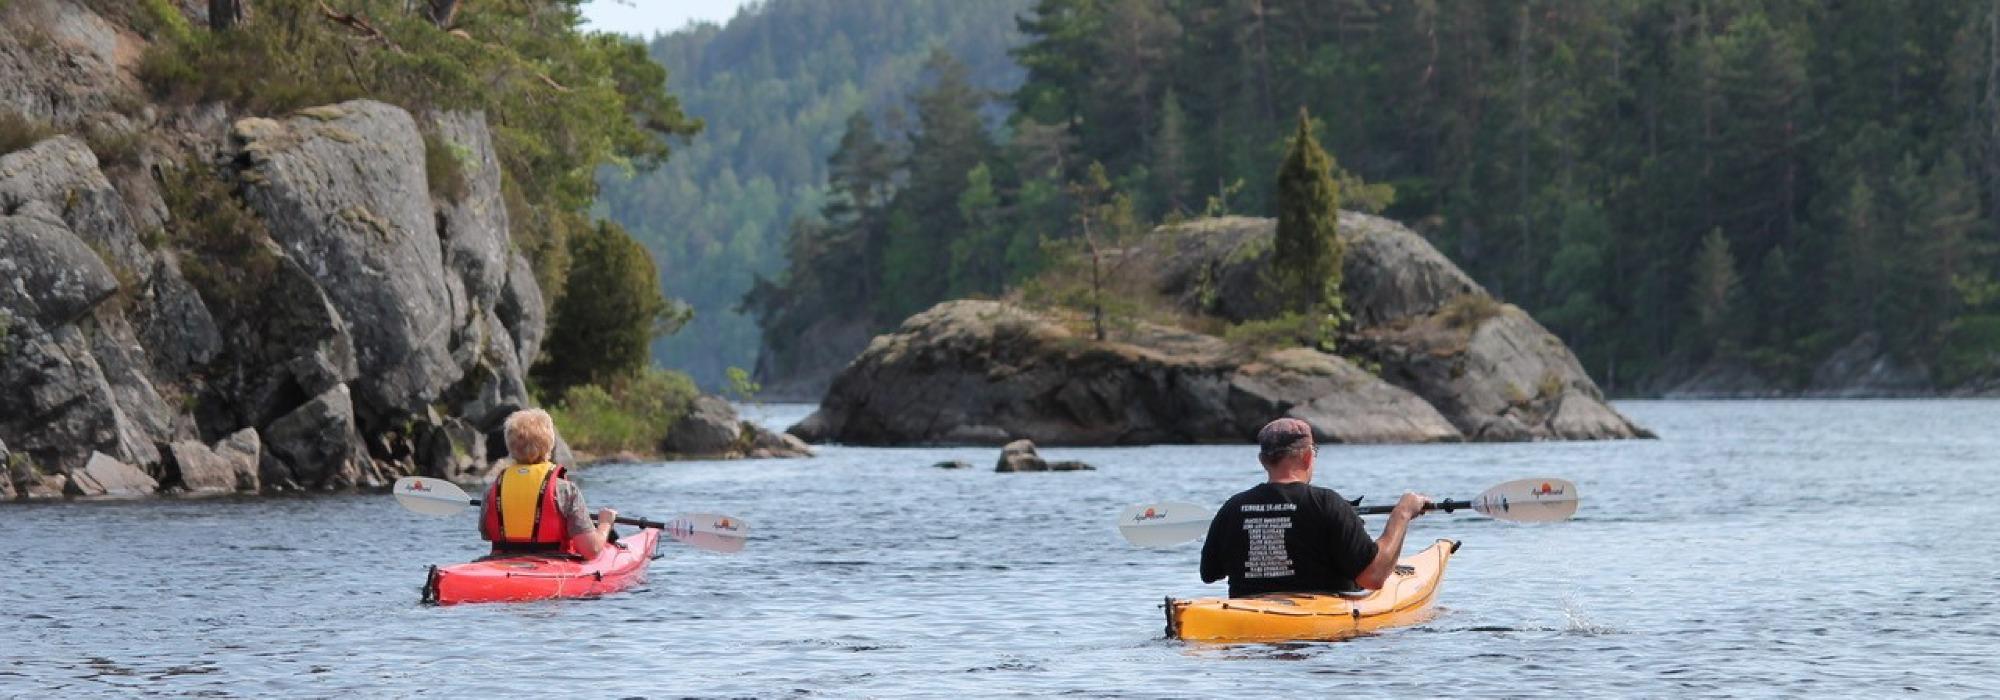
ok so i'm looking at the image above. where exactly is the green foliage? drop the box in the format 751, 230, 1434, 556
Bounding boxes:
135, 0, 701, 383
547, 369, 700, 456
723, 366, 761, 403
0, 110, 53, 155
1690, 229, 1740, 349
157, 165, 279, 310
989, 0, 2000, 390
1222, 312, 1334, 353
135, 0, 194, 43
1272, 109, 1344, 319
1938, 316, 2000, 387
1019, 162, 1151, 340
533, 220, 690, 397
82, 124, 144, 170
700, 0, 2000, 392
597, 0, 1029, 387
422, 131, 469, 203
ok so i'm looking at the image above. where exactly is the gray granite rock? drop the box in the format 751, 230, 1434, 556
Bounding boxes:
744, 424, 812, 459
0, 135, 149, 276
0, 203, 118, 328
262, 384, 367, 490
132, 257, 222, 379
67, 451, 157, 498
0, 318, 161, 471
497, 253, 545, 371
1806, 332, 1934, 397
995, 439, 1047, 472
1229, 349, 1461, 444
230, 101, 461, 416
1354, 305, 1652, 440
0, 0, 131, 128
665, 395, 744, 456
429, 111, 510, 311
795, 300, 1464, 446
163, 429, 259, 496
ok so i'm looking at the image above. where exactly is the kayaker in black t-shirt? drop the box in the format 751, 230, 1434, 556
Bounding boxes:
1199, 418, 1431, 597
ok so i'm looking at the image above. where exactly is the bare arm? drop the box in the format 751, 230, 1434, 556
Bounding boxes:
1354, 493, 1428, 590
570, 507, 617, 558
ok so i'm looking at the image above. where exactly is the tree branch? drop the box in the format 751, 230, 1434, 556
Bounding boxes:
317, 1, 403, 53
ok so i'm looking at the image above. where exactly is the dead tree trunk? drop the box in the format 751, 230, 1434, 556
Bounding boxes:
210, 0, 245, 31
428, 0, 461, 29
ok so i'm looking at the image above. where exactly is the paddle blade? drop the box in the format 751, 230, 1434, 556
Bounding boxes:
1117, 502, 1212, 547
393, 476, 474, 516
665, 513, 749, 554
1470, 477, 1579, 523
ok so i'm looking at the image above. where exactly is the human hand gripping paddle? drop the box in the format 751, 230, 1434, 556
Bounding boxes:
392, 476, 749, 554
1116, 477, 1579, 547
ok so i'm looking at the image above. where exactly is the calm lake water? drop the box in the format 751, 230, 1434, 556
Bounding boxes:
3, 401, 1996, 697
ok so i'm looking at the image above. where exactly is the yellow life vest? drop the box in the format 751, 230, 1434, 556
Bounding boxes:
481, 461, 568, 545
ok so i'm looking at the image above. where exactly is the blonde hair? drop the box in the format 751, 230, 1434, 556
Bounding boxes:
503, 409, 557, 464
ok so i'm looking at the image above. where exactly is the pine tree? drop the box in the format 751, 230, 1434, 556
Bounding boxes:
1273, 108, 1344, 318
535, 221, 689, 396
1690, 228, 1740, 353
878, 49, 995, 321
1151, 89, 1192, 216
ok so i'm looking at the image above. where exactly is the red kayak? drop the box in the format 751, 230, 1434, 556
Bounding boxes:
421, 528, 661, 605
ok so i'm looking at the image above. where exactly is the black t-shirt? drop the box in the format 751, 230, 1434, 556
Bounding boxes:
1199, 482, 1379, 597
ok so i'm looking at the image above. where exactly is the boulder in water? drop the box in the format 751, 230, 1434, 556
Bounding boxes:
66, 451, 157, 498
996, 439, 1047, 472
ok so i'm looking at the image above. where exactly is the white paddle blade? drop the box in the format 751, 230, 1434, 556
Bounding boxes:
1471, 477, 1579, 523
666, 513, 749, 554
393, 476, 474, 516
1117, 502, 1212, 547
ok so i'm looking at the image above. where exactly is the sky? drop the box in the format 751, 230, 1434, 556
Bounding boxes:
580, 0, 756, 37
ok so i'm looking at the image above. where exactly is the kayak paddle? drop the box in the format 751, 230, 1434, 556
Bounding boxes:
392, 476, 749, 554
1117, 477, 1580, 547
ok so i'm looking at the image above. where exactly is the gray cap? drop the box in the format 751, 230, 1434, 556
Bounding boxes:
1257, 417, 1315, 458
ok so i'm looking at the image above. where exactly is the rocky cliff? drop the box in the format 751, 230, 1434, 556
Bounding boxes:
794, 214, 1652, 445
0, 0, 776, 502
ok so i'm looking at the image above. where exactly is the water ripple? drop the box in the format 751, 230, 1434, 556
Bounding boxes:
1, 400, 1997, 696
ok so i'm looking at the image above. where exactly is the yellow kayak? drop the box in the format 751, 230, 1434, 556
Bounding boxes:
1166, 539, 1459, 643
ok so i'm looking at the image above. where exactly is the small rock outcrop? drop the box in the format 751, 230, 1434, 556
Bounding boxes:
67, 452, 157, 499
995, 439, 1045, 472
1661, 359, 1786, 399
744, 425, 813, 460
665, 395, 743, 456
161, 428, 260, 496
793, 213, 1649, 446
1804, 332, 1933, 398
993, 439, 1095, 472
793, 300, 1462, 446
657, 395, 813, 460
260, 384, 369, 491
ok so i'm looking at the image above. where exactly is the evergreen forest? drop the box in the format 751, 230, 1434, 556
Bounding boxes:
732, 0, 2000, 394
595, 0, 1031, 388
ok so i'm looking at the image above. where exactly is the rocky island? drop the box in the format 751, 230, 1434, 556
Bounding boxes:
793, 214, 1652, 446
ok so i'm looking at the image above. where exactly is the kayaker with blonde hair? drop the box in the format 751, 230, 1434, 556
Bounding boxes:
1198, 418, 1431, 596
478, 408, 618, 558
